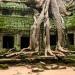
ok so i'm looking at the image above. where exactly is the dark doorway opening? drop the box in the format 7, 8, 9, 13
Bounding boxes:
68, 33, 74, 45
21, 36, 29, 49
3, 36, 14, 49
50, 35, 57, 45
2, 9, 13, 15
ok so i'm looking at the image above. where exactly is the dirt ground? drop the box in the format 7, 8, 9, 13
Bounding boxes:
0, 66, 75, 75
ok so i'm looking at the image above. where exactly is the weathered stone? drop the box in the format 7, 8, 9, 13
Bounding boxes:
32, 67, 44, 72
14, 34, 20, 51
59, 66, 66, 69
74, 32, 75, 47
0, 64, 8, 69
43, 65, 51, 70
26, 65, 32, 69
39, 61, 46, 66
0, 33, 3, 49
51, 64, 59, 69
36, 62, 46, 69
71, 67, 75, 71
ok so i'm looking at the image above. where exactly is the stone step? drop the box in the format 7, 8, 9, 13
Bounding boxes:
63, 58, 75, 63
69, 51, 75, 54
66, 54, 75, 59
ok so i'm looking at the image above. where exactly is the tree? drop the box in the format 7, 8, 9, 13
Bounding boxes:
0, 0, 74, 60
25, 0, 72, 57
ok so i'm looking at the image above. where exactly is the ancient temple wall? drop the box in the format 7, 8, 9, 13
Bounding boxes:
0, 33, 3, 49
14, 33, 21, 51
74, 31, 75, 47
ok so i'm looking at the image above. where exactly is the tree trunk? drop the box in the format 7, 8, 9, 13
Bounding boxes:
56, 0, 70, 16
25, 0, 69, 57
28, 0, 55, 56
44, 0, 55, 56
28, 1, 45, 52
51, 0, 68, 53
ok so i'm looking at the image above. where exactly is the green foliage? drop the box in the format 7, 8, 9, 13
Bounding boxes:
0, 15, 34, 30
64, 45, 75, 64
65, 13, 75, 30
0, 2, 29, 10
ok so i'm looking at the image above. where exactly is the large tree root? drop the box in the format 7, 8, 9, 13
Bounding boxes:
52, 50, 66, 57
5, 51, 38, 58
56, 46, 69, 53
45, 47, 55, 57
51, 0, 69, 56
55, 42, 69, 53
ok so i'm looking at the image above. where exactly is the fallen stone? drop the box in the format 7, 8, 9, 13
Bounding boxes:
71, 67, 75, 71
59, 66, 66, 69
43, 65, 51, 70
26, 65, 32, 69
51, 64, 59, 70
35, 62, 46, 69
40, 61, 46, 66
32, 67, 44, 72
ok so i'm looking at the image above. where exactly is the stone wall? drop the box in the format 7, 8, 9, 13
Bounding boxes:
74, 31, 75, 47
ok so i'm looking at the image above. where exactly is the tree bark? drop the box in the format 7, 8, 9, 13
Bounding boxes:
51, 0, 68, 53
27, 0, 69, 57
56, 0, 70, 16
43, 0, 55, 56
28, 1, 46, 52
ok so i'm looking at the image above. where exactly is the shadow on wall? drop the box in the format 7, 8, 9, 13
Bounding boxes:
3, 36, 14, 49
21, 36, 29, 49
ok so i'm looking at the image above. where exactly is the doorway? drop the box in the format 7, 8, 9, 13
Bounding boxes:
3, 36, 14, 49
21, 36, 29, 49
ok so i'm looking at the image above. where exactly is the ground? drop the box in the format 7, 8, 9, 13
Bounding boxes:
0, 65, 75, 75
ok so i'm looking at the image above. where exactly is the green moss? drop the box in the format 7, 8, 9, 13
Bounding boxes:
68, 45, 75, 51
65, 13, 75, 30
0, 49, 8, 55
0, 15, 33, 30
0, 2, 32, 11
0, 64, 8, 69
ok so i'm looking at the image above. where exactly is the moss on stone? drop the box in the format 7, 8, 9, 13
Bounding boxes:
0, 64, 8, 69
0, 15, 33, 28
65, 13, 75, 30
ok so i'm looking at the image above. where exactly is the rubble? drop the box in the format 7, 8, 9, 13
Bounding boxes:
59, 66, 66, 69
51, 64, 59, 69
32, 67, 44, 72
